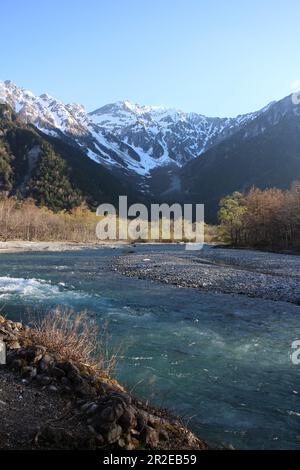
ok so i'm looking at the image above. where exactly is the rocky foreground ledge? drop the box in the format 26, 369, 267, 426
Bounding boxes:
0, 316, 207, 450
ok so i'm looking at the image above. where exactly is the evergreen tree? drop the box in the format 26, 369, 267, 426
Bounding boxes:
29, 145, 82, 212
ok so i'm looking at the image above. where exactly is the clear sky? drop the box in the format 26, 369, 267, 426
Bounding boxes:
1, 0, 299, 116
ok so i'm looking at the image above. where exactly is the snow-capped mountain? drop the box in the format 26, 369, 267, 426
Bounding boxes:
179, 92, 300, 221
0, 80, 88, 136
0, 79, 274, 176
2, 79, 300, 221
89, 101, 270, 167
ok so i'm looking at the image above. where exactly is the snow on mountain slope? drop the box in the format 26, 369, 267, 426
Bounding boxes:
0, 80, 88, 136
0, 79, 275, 176
89, 100, 270, 167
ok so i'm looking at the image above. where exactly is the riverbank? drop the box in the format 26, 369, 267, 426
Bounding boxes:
0, 241, 128, 253
0, 315, 207, 450
0, 241, 185, 253
113, 245, 300, 304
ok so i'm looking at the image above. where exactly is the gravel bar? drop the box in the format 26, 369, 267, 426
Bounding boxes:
112, 245, 300, 304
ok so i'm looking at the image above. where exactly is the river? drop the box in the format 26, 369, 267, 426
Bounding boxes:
0, 244, 300, 449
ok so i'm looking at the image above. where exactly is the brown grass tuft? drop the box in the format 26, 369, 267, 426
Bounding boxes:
28, 308, 117, 376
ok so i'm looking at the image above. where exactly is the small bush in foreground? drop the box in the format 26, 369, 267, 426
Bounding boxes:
29, 309, 117, 377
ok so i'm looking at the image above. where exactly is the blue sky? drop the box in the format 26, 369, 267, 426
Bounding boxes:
1, 0, 299, 116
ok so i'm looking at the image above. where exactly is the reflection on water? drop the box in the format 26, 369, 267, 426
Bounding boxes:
0, 245, 300, 449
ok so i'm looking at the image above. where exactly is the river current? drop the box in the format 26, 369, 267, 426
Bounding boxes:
1, 245, 300, 449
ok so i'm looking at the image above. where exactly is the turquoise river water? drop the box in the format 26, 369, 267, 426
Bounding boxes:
0, 245, 300, 449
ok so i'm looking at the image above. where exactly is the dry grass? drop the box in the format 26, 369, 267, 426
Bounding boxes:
28, 309, 118, 377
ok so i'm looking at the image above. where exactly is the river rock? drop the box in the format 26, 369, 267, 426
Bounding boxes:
49, 366, 66, 379
0, 340, 5, 364
21, 365, 37, 379
105, 424, 122, 444
86, 403, 99, 416
100, 405, 118, 423
118, 406, 137, 430
19, 347, 38, 362
11, 358, 24, 370
159, 429, 169, 441
140, 426, 159, 447
39, 354, 54, 371
136, 410, 147, 430
37, 375, 52, 386
81, 401, 98, 414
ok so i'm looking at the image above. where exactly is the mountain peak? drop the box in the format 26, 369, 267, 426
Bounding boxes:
90, 100, 169, 117
4, 79, 15, 87
39, 92, 54, 101
0, 78, 292, 177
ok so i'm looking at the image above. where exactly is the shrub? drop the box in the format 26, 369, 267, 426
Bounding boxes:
29, 309, 117, 377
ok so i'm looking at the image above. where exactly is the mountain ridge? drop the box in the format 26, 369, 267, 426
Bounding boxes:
0, 102, 142, 211
178, 94, 300, 221
1, 79, 300, 223
0, 79, 275, 176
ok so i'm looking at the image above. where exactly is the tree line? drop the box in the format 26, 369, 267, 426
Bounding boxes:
218, 182, 300, 250
0, 198, 99, 242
